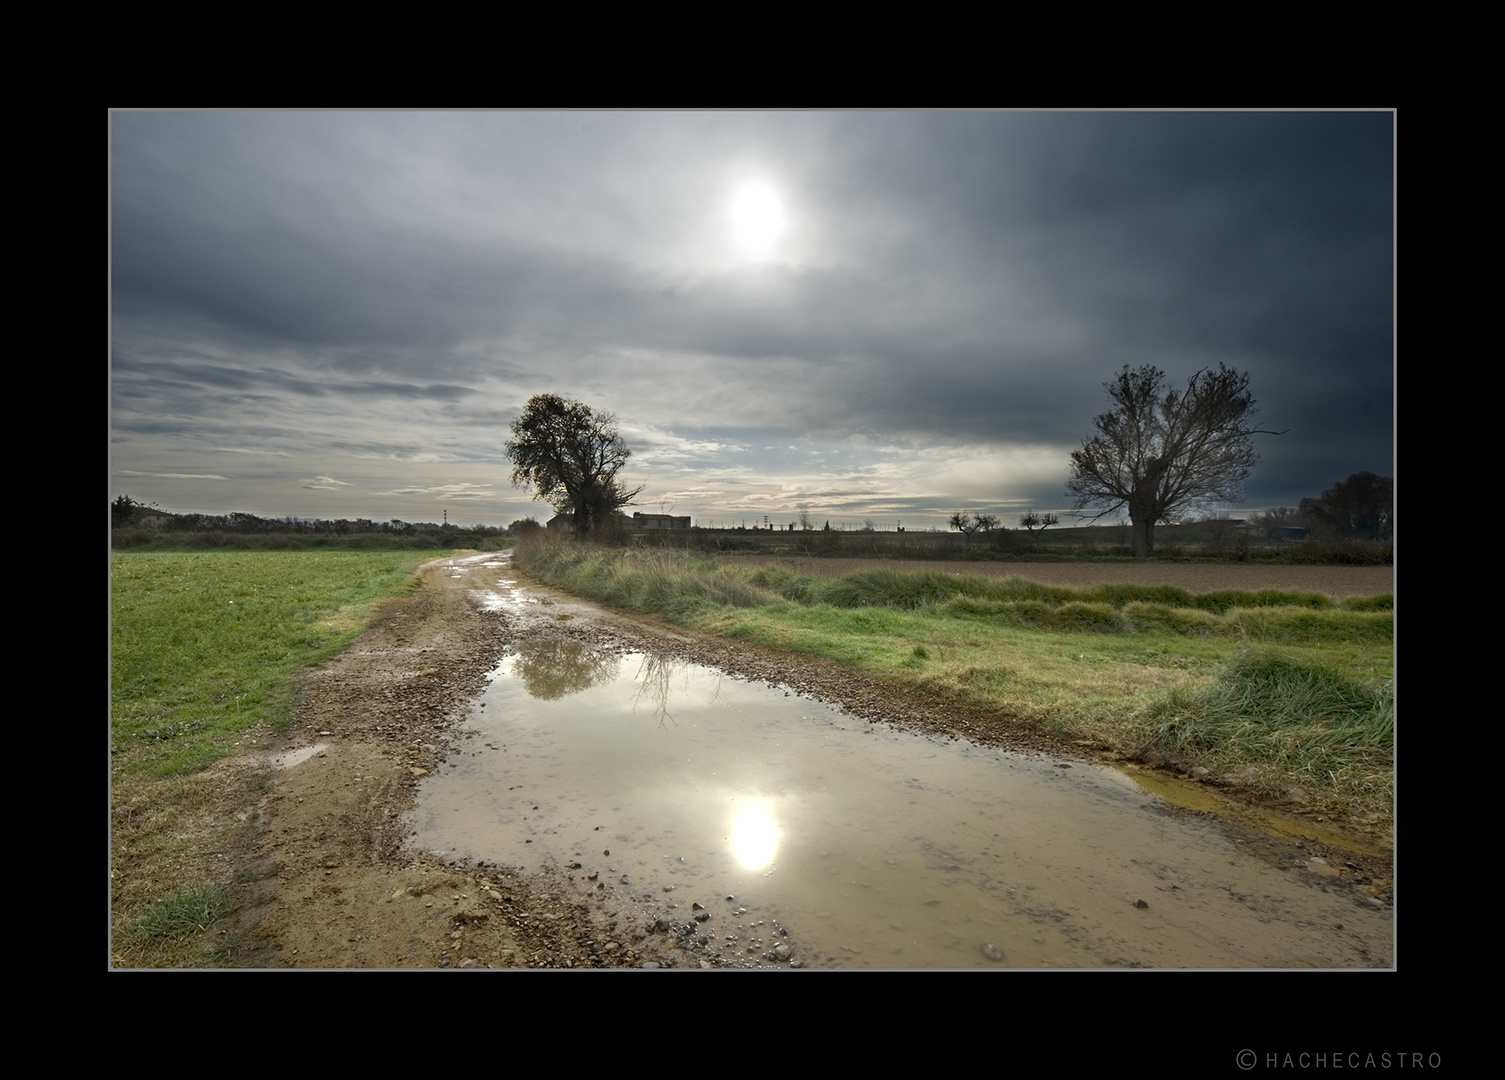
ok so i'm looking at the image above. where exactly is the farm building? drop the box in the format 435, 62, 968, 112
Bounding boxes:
631, 512, 691, 530
545, 511, 693, 533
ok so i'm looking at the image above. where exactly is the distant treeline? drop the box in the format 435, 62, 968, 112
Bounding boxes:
110, 492, 1391, 564
110, 497, 508, 551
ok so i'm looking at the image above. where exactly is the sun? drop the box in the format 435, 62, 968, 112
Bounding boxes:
730, 183, 785, 257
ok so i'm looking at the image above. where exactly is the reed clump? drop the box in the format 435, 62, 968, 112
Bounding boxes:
1131, 652, 1393, 814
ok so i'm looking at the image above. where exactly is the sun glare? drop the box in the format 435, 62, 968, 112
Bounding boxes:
730, 798, 780, 868
730, 184, 785, 257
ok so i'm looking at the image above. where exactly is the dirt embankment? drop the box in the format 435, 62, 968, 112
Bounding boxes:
236, 553, 1390, 968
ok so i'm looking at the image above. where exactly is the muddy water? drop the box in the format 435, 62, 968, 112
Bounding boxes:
409, 555, 1392, 969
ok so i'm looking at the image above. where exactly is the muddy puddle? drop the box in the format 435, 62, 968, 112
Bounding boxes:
408, 555, 1392, 969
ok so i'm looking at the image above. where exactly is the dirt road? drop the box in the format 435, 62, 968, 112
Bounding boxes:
242, 552, 1391, 968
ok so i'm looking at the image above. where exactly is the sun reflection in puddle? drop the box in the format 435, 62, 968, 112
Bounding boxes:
409, 624, 1392, 969
730, 798, 780, 870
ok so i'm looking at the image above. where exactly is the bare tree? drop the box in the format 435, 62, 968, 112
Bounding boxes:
1018, 510, 1059, 534
1250, 507, 1297, 540
1066, 365, 1281, 558
505, 394, 644, 537
950, 512, 998, 536
1201, 513, 1235, 541
949, 511, 979, 537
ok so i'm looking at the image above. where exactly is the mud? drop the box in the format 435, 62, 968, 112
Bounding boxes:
241, 552, 1391, 968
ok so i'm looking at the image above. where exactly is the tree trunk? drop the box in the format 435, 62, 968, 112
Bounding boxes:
1128, 464, 1163, 560
1128, 500, 1155, 559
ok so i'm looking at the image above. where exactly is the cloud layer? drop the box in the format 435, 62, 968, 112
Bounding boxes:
111, 111, 1394, 527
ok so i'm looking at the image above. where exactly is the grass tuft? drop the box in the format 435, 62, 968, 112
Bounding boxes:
127, 885, 228, 939
1133, 652, 1393, 814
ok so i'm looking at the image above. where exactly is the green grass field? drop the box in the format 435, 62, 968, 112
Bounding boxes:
111, 548, 456, 966
514, 535, 1395, 817
110, 550, 447, 778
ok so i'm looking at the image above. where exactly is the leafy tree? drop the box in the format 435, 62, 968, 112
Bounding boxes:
505, 394, 643, 537
1299, 473, 1392, 541
1066, 365, 1280, 558
112, 495, 138, 528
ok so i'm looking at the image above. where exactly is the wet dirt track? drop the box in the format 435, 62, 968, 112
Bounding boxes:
250, 552, 1392, 969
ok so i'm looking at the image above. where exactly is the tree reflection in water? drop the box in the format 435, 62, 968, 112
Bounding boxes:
508, 640, 726, 729
509, 638, 621, 700
631, 651, 719, 726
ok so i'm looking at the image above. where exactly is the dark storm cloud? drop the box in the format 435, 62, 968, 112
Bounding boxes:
111, 111, 1392, 524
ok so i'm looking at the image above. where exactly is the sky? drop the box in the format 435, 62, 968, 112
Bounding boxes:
110, 110, 1394, 530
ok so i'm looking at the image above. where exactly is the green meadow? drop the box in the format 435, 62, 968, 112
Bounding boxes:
513, 535, 1394, 818
110, 550, 446, 778
111, 548, 454, 966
